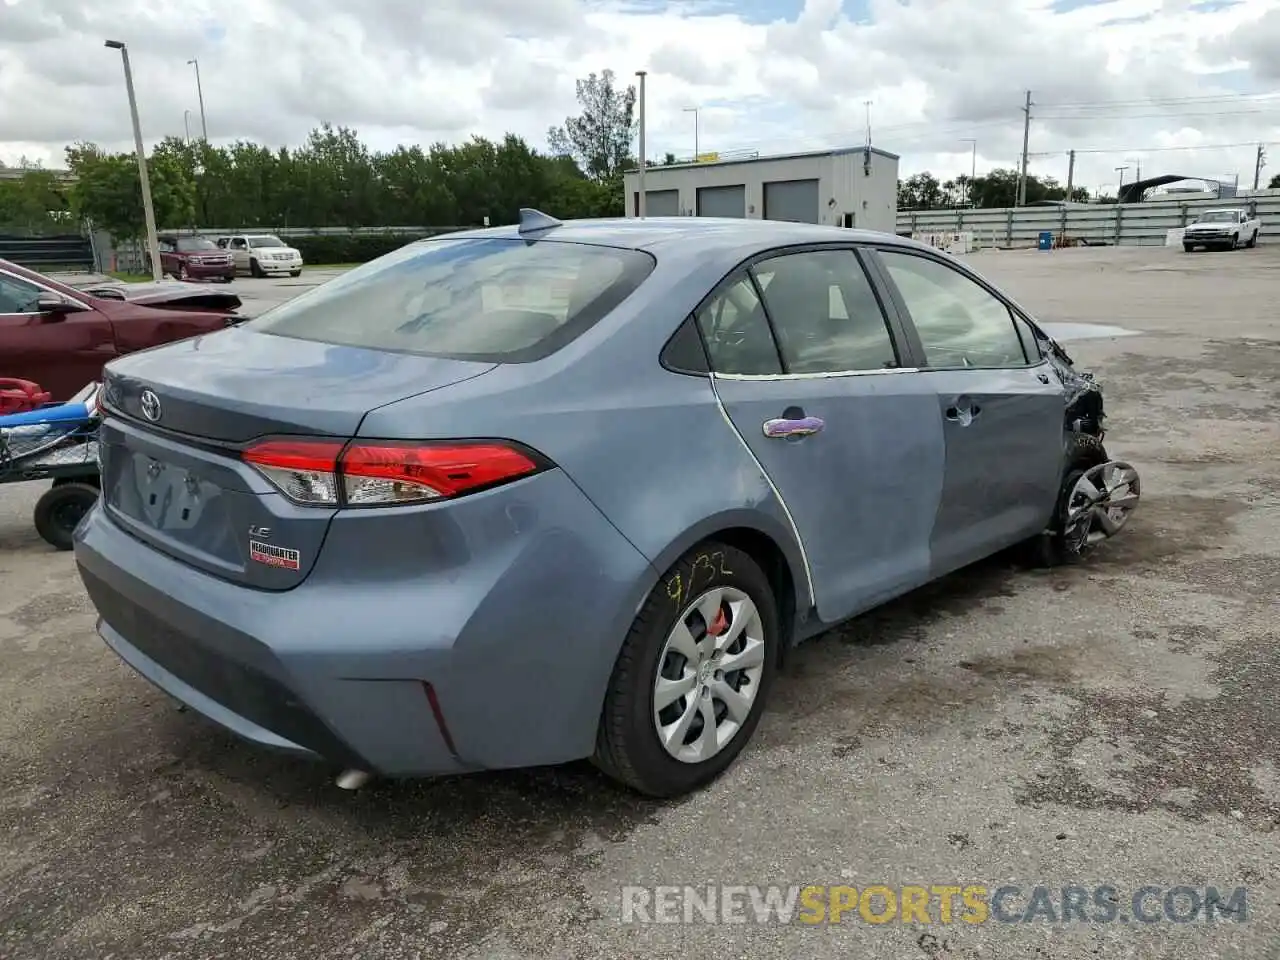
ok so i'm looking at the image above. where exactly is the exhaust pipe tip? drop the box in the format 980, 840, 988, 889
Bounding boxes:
336, 769, 372, 791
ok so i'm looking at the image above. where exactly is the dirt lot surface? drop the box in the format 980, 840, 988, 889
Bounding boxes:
4, 245, 1280, 958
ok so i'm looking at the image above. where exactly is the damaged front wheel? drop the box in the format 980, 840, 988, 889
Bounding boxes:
1021, 434, 1142, 567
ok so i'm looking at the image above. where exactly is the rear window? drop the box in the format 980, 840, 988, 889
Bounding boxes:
176, 238, 218, 251
249, 237, 657, 362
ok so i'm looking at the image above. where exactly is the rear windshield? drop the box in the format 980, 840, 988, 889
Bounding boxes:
249, 237, 657, 362
249, 236, 285, 247
176, 238, 218, 251
1197, 211, 1237, 222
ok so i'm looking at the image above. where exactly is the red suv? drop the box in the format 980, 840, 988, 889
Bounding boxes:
158, 234, 236, 282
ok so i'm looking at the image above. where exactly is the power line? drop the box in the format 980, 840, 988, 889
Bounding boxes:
1033, 140, 1276, 157
1037, 92, 1280, 109
1038, 108, 1280, 121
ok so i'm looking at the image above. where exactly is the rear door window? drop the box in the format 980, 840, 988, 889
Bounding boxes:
750, 249, 901, 373
250, 237, 656, 362
694, 273, 782, 375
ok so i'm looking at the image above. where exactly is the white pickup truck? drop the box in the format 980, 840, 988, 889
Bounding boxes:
1182, 208, 1260, 252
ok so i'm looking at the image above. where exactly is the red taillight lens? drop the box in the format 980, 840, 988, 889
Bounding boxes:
341, 441, 541, 504
242, 438, 544, 507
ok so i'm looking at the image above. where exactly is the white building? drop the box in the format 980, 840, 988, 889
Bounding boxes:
622, 146, 900, 234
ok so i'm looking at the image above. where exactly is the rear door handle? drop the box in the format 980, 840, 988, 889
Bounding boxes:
763, 416, 825, 439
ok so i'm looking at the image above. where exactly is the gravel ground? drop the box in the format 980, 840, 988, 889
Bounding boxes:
5, 245, 1280, 959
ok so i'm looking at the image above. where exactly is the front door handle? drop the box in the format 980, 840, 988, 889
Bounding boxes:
1037, 372, 1051, 384
763, 415, 825, 439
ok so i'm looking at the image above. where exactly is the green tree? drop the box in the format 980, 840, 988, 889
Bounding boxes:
546, 69, 637, 183
1269, 173, 1280, 189
0, 170, 70, 233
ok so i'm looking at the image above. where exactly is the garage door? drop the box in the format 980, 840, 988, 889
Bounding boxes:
763, 178, 820, 223
696, 184, 746, 218
633, 189, 680, 217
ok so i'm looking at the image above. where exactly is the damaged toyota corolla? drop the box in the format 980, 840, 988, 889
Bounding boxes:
73, 213, 1141, 798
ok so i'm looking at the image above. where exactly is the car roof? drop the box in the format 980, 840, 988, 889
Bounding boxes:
425, 216, 935, 261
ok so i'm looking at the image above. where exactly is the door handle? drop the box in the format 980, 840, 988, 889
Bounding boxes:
1037, 372, 1051, 384
763, 415, 825, 439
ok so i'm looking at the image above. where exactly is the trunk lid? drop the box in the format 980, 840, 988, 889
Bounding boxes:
82, 282, 242, 311
98, 327, 498, 589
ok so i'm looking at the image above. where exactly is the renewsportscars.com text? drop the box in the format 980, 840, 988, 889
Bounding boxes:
620, 884, 1248, 926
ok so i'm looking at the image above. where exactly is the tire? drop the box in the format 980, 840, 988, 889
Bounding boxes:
250, 258, 264, 278
1182, 244, 1194, 253
1247, 230, 1258, 249
178, 263, 190, 281
1019, 432, 1109, 568
33, 481, 99, 551
593, 541, 780, 797
290, 269, 302, 278
1231, 233, 1240, 250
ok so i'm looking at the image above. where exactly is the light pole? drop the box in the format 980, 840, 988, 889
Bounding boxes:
183, 109, 192, 144
187, 58, 208, 141
105, 40, 162, 282
961, 138, 976, 206
684, 106, 699, 162
635, 70, 647, 217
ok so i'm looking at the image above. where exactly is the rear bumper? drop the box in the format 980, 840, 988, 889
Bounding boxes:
74, 469, 656, 776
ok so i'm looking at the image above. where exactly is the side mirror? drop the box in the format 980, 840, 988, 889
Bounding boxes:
37, 293, 85, 316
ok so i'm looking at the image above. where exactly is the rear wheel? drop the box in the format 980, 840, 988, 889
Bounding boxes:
593, 542, 779, 797
250, 258, 264, 278
179, 263, 190, 281
1247, 230, 1258, 249
1019, 432, 1109, 568
33, 481, 99, 551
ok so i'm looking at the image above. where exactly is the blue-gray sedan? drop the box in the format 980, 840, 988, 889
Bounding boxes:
73, 212, 1140, 797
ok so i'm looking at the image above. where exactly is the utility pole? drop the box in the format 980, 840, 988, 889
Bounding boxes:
106, 40, 161, 283
187, 59, 208, 141
635, 70, 647, 218
1066, 149, 1075, 201
1016, 90, 1032, 207
683, 107, 699, 161
1254, 144, 1267, 190
961, 138, 976, 206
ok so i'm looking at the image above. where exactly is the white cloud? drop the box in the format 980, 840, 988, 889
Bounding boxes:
1, 0, 1279, 198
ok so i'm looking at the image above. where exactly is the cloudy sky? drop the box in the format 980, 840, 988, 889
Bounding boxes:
2, 0, 1280, 198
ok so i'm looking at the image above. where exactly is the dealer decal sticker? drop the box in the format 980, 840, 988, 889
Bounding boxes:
249, 539, 301, 570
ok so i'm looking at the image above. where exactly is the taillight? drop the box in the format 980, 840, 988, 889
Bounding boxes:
241, 438, 546, 507
242, 439, 342, 505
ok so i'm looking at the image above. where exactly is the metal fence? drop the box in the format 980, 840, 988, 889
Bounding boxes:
108, 225, 463, 274
159, 225, 439, 238
895, 195, 1280, 248
0, 233, 96, 272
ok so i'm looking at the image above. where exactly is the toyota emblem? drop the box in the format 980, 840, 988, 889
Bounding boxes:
139, 389, 162, 422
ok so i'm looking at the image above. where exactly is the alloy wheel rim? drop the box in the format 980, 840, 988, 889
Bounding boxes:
1064, 461, 1141, 548
652, 586, 766, 764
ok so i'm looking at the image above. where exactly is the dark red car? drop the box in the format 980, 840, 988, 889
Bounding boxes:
0, 257, 245, 401
158, 234, 236, 282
